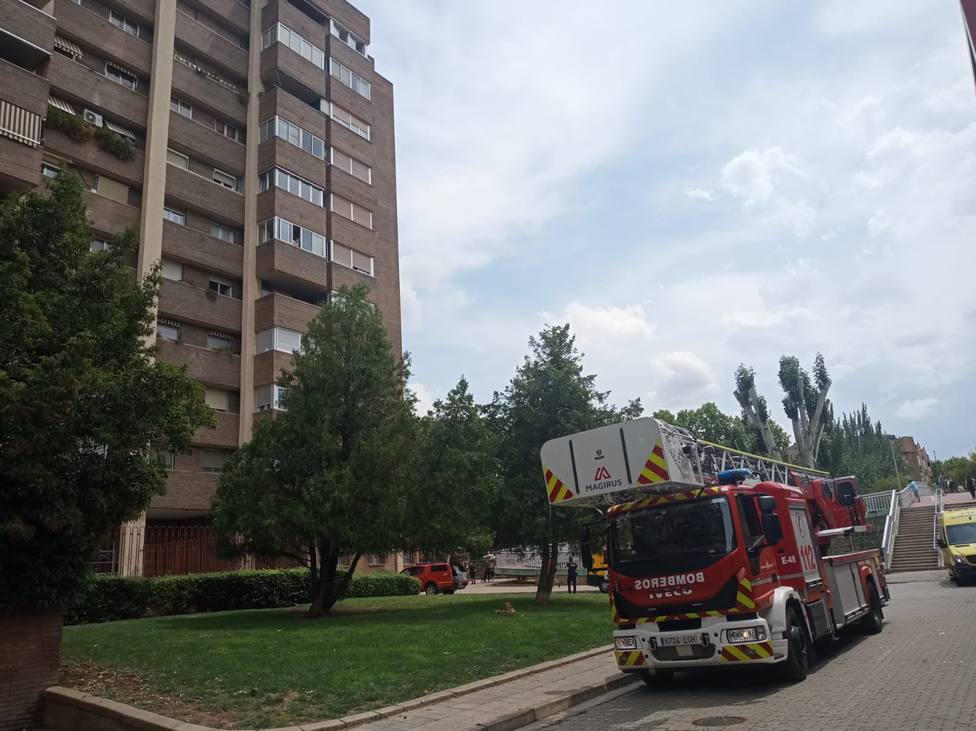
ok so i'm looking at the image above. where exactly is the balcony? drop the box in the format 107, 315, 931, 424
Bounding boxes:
254, 291, 320, 333
165, 164, 244, 223
327, 36, 373, 81
114, 0, 155, 25
175, 10, 248, 79
256, 240, 329, 300
253, 350, 294, 388
85, 190, 140, 236
0, 56, 49, 116
193, 410, 239, 449
53, 0, 151, 76
261, 43, 326, 98
45, 128, 145, 188
159, 278, 242, 333
258, 137, 327, 189
256, 188, 329, 237
172, 60, 245, 126
162, 220, 243, 279
0, 136, 41, 192
168, 111, 245, 174
0, 0, 55, 68
48, 53, 148, 128
259, 87, 329, 141
157, 339, 241, 390
150, 470, 219, 514
327, 77, 372, 128
201, 0, 249, 35
330, 260, 374, 291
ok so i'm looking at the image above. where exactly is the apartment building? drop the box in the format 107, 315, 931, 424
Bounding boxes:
898, 436, 933, 485
0, 0, 400, 573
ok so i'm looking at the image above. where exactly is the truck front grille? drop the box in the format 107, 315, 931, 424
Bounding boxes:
657, 618, 702, 632
651, 644, 716, 661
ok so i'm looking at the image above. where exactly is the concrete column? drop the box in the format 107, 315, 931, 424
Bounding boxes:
119, 1, 177, 576
238, 1, 265, 443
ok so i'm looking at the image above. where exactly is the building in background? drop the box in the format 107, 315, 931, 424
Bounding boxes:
962, 0, 976, 90
898, 437, 933, 484
0, 0, 400, 575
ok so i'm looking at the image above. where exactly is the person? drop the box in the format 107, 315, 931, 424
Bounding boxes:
909, 481, 921, 504
468, 561, 477, 584
566, 556, 578, 594
967, 476, 976, 501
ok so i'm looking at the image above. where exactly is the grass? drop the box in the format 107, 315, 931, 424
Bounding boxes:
61, 593, 611, 728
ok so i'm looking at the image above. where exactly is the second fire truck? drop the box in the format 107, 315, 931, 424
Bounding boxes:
540, 417, 889, 684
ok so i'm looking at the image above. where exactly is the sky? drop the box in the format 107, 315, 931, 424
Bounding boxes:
355, 0, 976, 460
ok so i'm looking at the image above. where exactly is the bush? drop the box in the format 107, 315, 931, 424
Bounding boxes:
65, 569, 420, 624
94, 127, 136, 161
47, 106, 94, 143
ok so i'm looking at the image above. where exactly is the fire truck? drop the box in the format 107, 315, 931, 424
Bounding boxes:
540, 417, 889, 684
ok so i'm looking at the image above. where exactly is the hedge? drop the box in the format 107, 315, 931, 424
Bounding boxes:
65, 569, 420, 625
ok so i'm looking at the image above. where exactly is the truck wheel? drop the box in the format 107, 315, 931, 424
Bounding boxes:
424, 582, 439, 595
782, 608, 809, 682
860, 583, 884, 635
639, 669, 674, 687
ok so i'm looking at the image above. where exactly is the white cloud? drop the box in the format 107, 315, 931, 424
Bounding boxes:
685, 187, 716, 202
410, 381, 437, 417
896, 398, 939, 421
561, 302, 655, 341
721, 147, 817, 237
650, 351, 720, 407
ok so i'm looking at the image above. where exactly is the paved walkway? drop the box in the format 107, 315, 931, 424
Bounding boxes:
462, 580, 599, 595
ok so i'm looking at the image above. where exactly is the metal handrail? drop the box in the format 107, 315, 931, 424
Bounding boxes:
934, 487, 945, 567
880, 489, 899, 568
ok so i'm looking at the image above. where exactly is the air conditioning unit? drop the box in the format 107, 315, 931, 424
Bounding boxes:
82, 109, 103, 127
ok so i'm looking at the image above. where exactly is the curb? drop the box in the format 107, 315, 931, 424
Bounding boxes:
475, 672, 639, 731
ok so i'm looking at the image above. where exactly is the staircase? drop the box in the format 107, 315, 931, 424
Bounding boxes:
889, 505, 938, 572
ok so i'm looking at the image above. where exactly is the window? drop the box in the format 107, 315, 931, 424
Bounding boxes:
255, 327, 303, 354
262, 24, 325, 69
212, 168, 239, 191
95, 175, 129, 203
166, 148, 189, 169
330, 193, 373, 229
205, 387, 238, 413
216, 120, 242, 142
254, 384, 286, 412
258, 217, 327, 258
329, 103, 370, 141
90, 239, 112, 253
211, 224, 238, 243
329, 59, 370, 99
330, 241, 374, 276
258, 168, 324, 207
105, 62, 137, 91
157, 318, 180, 341
208, 276, 232, 297
330, 148, 371, 184
170, 97, 192, 119
109, 11, 140, 37
330, 20, 367, 55
198, 448, 229, 473
163, 208, 185, 225
207, 330, 234, 351
42, 163, 61, 178
157, 449, 176, 470
160, 259, 183, 281
259, 116, 325, 159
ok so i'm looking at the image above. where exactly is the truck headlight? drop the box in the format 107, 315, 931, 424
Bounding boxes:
614, 636, 639, 650
725, 627, 767, 644
954, 556, 966, 565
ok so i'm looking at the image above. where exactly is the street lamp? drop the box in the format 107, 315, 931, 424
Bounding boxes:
885, 434, 903, 488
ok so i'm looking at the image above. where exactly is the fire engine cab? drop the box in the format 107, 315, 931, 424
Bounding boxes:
540, 417, 889, 684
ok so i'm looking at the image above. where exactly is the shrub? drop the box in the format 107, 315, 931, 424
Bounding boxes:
65, 569, 420, 624
47, 106, 94, 143
94, 127, 136, 161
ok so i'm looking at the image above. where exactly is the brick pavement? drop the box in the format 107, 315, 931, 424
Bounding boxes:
533, 576, 976, 731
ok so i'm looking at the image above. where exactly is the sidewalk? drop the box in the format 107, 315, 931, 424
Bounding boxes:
462, 580, 599, 595
347, 649, 636, 731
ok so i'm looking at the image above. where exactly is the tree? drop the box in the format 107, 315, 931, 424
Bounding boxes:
733, 365, 782, 458
937, 452, 976, 489
778, 353, 831, 468
0, 173, 212, 610
816, 404, 906, 491
654, 402, 791, 458
489, 324, 637, 606
406, 377, 499, 557
213, 286, 415, 616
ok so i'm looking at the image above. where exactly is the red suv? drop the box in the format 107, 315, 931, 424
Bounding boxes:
401, 563, 468, 595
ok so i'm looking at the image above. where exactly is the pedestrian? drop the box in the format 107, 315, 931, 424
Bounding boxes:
468, 561, 477, 584
909, 480, 921, 504
967, 476, 976, 501
566, 557, 578, 594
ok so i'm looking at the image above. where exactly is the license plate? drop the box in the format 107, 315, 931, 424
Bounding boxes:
658, 634, 702, 647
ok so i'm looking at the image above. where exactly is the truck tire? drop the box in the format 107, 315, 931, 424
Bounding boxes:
639, 669, 674, 686
860, 583, 884, 635
424, 582, 439, 595
781, 607, 809, 682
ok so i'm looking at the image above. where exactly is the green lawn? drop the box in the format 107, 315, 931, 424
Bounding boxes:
61, 593, 610, 728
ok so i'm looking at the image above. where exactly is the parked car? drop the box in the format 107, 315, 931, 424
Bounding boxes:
401, 563, 468, 595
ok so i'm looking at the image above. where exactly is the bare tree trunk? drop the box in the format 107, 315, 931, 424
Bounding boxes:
742, 386, 782, 459
534, 541, 559, 606
809, 387, 830, 462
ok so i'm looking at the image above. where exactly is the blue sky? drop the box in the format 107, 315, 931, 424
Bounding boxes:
356, 0, 976, 460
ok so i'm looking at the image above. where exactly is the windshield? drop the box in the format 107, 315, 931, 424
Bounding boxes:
946, 523, 976, 546
610, 496, 736, 574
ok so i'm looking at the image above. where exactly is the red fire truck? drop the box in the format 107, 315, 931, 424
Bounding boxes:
540, 417, 889, 684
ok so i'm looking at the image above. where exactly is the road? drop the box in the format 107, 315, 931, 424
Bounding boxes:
531, 575, 974, 731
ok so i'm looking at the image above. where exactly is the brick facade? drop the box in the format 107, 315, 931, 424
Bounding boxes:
0, 609, 63, 731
